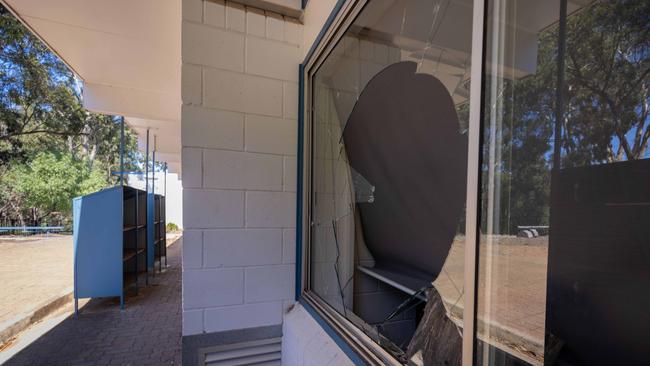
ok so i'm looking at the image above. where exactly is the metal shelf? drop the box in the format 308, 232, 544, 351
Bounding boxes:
123, 248, 145, 262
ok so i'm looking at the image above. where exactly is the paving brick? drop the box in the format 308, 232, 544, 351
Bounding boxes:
4, 238, 184, 365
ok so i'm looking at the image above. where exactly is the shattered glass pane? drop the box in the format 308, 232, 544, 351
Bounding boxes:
309, 0, 473, 363
476, 1, 650, 365
350, 167, 374, 203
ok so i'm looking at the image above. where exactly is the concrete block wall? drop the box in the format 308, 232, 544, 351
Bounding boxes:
181, 0, 301, 336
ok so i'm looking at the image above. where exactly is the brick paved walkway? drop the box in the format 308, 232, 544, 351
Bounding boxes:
4, 237, 183, 366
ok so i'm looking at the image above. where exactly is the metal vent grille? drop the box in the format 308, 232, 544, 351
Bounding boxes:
201, 338, 282, 366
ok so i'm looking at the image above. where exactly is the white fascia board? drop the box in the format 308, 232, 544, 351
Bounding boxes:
83, 82, 180, 123
127, 117, 181, 154
154, 152, 181, 164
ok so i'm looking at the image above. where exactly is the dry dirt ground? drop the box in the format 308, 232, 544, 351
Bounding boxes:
0, 235, 183, 365
434, 235, 549, 364
0, 235, 73, 326
1, 233, 548, 363
3, 238, 183, 365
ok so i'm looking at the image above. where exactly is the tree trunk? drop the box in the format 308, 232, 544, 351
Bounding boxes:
406, 288, 462, 366
17, 207, 24, 227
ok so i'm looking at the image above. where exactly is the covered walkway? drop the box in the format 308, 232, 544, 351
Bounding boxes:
4, 238, 183, 366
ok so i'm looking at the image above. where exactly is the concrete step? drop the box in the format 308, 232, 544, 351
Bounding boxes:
0, 287, 73, 347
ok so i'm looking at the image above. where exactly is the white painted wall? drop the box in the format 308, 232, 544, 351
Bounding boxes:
181, 0, 301, 336
282, 3, 364, 366
127, 172, 184, 228
282, 304, 355, 366
301, 0, 339, 58
181, 2, 355, 365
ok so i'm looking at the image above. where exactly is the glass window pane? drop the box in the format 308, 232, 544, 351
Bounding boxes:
309, 0, 474, 363
476, 0, 650, 365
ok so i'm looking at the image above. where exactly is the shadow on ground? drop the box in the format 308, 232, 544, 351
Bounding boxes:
4, 238, 183, 366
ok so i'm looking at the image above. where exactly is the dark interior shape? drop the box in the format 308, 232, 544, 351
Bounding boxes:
342, 61, 467, 283
545, 159, 650, 366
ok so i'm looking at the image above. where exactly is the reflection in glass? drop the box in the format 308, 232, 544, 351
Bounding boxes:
309, 0, 474, 364
476, 0, 649, 365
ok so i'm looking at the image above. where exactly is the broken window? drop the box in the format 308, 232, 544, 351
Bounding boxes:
476, 0, 650, 365
306, 0, 649, 365
309, 0, 473, 363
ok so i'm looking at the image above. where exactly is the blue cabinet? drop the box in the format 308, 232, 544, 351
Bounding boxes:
73, 186, 148, 313
147, 193, 167, 274
153, 194, 167, 271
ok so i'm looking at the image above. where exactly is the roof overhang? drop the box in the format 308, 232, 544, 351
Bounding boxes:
1, 0, 182, 173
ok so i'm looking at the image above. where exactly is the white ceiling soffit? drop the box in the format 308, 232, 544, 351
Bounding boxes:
130, 121, 182, 175
128, 118, 181, 153
1, 0, 181, 163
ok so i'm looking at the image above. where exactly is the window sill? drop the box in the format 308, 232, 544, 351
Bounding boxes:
300, 292, 403, 366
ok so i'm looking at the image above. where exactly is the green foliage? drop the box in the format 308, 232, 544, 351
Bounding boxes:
0, 4, 141, 172
166, 222, 180, 232
0, 6, 84, 164
563, 0, 650, 164
0, 152, 108, 225
482, 0, 649, 234
0, 5, 142, 226
19, 152, 80, 215
79, 168, 107, 196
